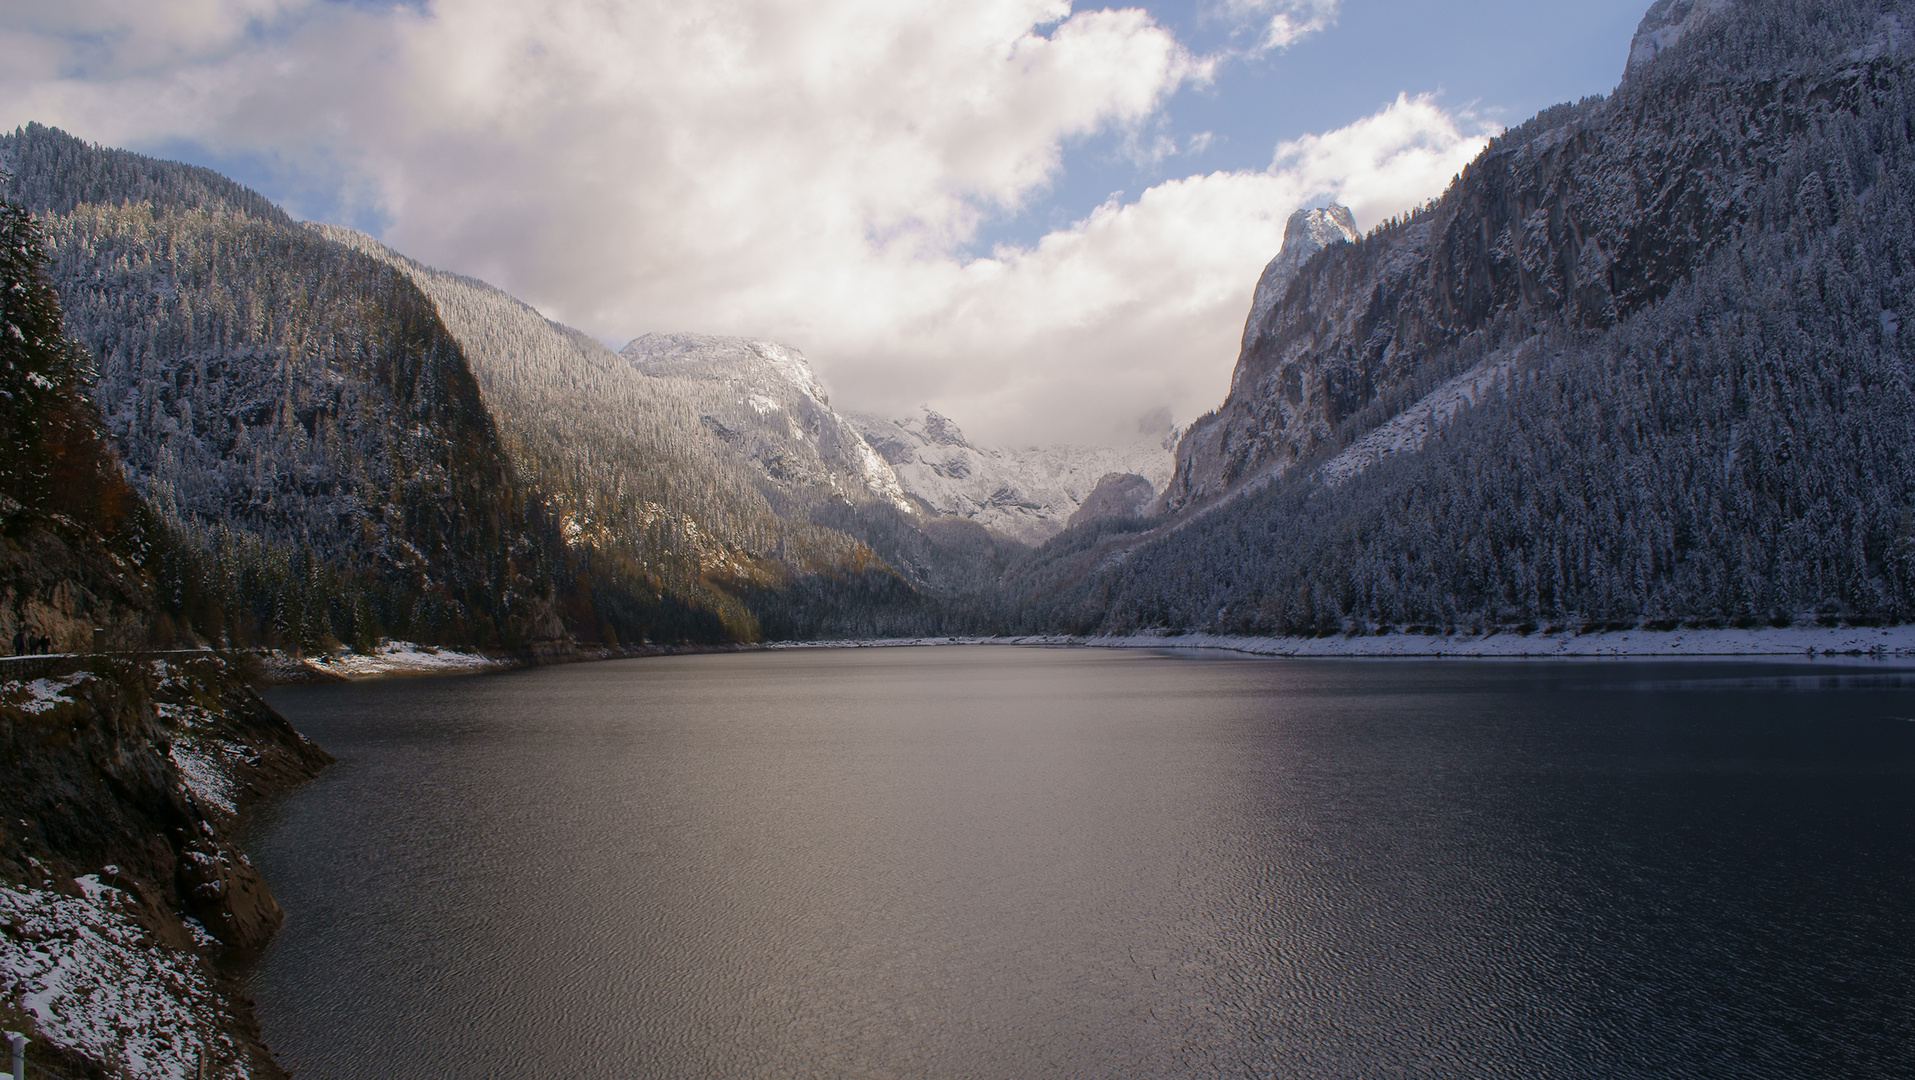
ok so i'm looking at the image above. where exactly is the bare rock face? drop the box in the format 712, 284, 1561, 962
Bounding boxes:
1241, 205, 1359, 353
1, 518, 154, 654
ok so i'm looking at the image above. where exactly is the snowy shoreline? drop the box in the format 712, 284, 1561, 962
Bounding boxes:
264, 625, 1915, 684
266, 640, 503, 681
768, 624, 1915, 660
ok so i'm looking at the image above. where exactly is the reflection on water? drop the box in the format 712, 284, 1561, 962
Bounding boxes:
250, 648, 1915, 1079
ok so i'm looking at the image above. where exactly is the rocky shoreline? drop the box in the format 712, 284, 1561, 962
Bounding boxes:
0, 655, 330, 1080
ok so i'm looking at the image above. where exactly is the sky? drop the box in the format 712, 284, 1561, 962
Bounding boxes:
1, 0, 1651, 446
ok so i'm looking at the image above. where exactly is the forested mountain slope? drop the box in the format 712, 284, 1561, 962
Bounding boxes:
314, 227, 915, 640
1031, 0, 1915, 635
3, 123, 561, 648
1, 189, 151, 652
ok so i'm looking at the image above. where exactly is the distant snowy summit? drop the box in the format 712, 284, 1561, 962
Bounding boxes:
620, 334, 1173, 542
622, 332, 912, 512
1242, 204, 1359, 352
848, 407, 1175, 544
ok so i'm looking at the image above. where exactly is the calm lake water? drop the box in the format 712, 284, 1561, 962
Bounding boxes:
249, 646, 1915, 1079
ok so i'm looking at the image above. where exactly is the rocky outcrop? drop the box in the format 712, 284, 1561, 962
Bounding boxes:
0, 657, 328, 946
1627, 0, 1738, 70
1, 515, 155, 655
1240, 205, 1358, 353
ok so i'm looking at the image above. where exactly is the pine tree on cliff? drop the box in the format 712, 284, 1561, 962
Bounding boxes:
0, 194, 127, 533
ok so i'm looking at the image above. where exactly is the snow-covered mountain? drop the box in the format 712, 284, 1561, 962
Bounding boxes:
604, 326, 1175, 545
620, 333, 910, 514
1031, 0, 1915, 637
849, 407, 1174, 543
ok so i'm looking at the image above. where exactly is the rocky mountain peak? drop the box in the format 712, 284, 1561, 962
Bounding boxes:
1241, 204, 1360, 351
1627, 0, 1737, 70
916, 410, 972, 448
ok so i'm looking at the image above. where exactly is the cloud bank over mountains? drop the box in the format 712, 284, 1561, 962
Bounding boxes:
1, 0, 1491, 445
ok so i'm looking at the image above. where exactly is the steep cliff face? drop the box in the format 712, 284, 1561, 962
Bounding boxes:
1239, 205, 1360, 353
1160, 0, 1900, 517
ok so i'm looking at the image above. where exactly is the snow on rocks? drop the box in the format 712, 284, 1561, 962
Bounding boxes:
1628, 0, 1738, 71
0, 880, 253, 1080
849, 406, 1176, 543
622, 332, 916, 513
168, 742, 239, 817
308, 640, 500, 678
0, 673, 91, 715
1243, 205, 1360, 353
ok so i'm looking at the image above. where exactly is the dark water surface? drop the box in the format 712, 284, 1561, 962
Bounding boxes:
249, 647, 1915, 1079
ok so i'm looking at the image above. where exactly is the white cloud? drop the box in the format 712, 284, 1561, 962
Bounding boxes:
1217, 0, 1341, 52
3, 0, 318, 78
814, 92, 1491, 444
0, 0, 1488, 446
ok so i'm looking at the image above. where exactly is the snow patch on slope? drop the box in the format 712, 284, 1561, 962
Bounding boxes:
0, 674, 90, 715
314, 640, 501, 678
168, 743, 240, 816
1317, 342, 1529, 488
0, 881, 252, 1080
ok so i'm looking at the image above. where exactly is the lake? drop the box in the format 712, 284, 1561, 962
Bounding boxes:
249, 646, 1915, 1078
